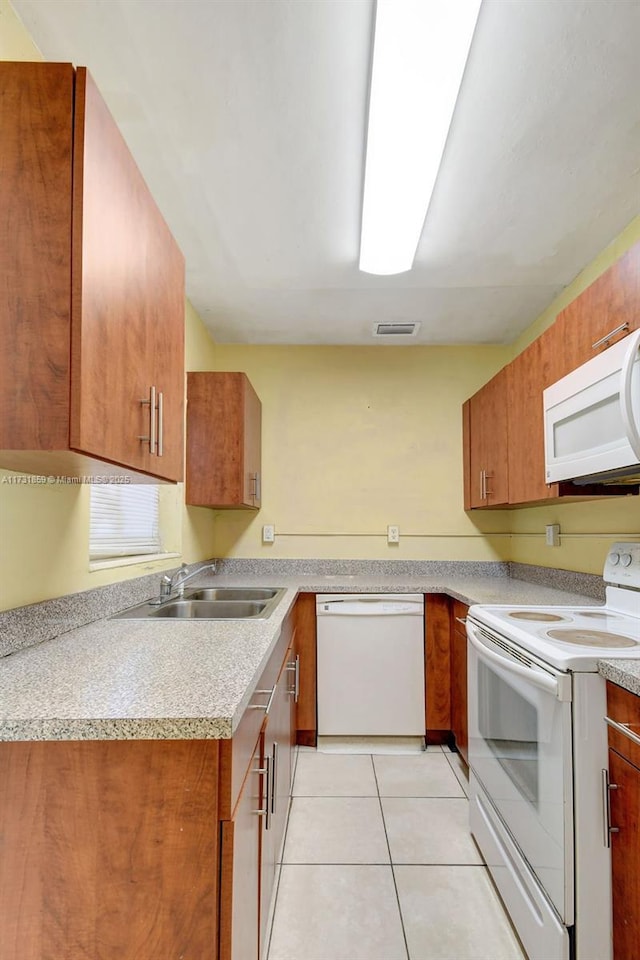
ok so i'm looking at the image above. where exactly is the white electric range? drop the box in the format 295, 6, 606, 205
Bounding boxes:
466, 542, 640, 960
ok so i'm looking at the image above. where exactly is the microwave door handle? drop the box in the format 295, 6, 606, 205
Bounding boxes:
619, 327, 640, 460
466, 621, 569, 701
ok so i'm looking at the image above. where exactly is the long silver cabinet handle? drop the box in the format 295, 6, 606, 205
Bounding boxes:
295, 654, 300, 702
455, 617, 468, 626
138, 385, 157, 453
479, 470, 484, 501
601, 767, 619, 847
592, 322, 629, 350
248, 685, 277, 714
605, 715, 640, 747
253, 755, 271, 829
271, 742, 278, 815
157, 390, 164, 457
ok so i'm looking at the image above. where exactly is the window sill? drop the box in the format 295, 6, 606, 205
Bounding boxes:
89, 552, 181, 573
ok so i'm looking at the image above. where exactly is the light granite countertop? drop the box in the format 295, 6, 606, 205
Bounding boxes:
597, 659, 640, 697
0, 572, 613, 742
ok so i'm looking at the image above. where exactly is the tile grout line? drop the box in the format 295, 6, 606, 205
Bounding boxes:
441, 746, 470, 797
371, 754, 411, 960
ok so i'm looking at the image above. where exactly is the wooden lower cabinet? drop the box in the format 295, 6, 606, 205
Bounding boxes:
219, 736, 262, 960
259, 641, 295, 953
0, 740, 220, 960
220, 626, 295, 960
450, 600, 469, 764
608, 748, 640, 960
294, 592, 317, 746
0, 616, 297, 960
425, 594, 451, 744
606, 681, 640, 960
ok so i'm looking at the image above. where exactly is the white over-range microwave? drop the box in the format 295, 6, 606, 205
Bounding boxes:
543, 328, 640, 484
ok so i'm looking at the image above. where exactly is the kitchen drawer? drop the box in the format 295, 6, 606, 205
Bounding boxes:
219, 612, 293, 819
606, 681, 640, 769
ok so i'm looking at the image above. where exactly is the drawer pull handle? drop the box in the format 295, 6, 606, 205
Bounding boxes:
605, 716, 640, 747
138, 385, 157, 453
248, 685, 277, 714
601, 767, 619, 848
455, 617, 468, 626
253, 756, 271, 828
592, 322, 629, 350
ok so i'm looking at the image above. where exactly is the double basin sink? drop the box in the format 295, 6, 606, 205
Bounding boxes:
112, 587, 286, 621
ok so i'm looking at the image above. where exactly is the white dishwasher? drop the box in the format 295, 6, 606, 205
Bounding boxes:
316, 594, 425, 737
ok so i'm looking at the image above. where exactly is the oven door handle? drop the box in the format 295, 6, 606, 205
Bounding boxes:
467, 621, 571, 701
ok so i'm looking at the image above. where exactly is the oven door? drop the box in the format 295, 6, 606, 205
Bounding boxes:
467, 618, 574, 921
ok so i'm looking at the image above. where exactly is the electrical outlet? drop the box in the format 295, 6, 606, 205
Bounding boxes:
545, 523, 560, 547
262, 524, 275, 543
387, 525, 400, 544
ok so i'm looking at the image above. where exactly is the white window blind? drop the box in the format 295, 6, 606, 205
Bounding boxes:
90, 485, 162, 560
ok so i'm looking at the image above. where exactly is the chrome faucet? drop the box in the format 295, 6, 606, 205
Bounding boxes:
157, 562, 217, 602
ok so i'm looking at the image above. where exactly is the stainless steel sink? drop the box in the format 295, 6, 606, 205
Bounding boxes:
111, 587, 286, 621
184, 587, 279, 602
150, 599, 267, 619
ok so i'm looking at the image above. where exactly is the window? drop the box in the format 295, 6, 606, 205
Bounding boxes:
89, 484, 162, 560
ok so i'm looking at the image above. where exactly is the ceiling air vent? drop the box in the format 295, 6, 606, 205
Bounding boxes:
373, 322, 421, 338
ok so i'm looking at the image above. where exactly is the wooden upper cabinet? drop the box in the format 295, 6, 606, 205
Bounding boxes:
70, 68, 185, 481
506, 328, 566, 505
0, 62, 185, 481
555, 241, 640, 375
464, 368, 509, 509
465, 241, 640, 509
186, 372, 262, 509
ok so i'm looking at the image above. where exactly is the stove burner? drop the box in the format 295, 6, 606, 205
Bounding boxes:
546, 628, 638, 648
581, 611, 619, 619
508, 611, 567, 622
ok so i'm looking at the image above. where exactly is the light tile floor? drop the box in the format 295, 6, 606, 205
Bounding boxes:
266, 746, 527, 960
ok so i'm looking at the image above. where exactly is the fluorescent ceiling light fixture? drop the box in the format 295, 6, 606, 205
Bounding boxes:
359, 0, 482, 275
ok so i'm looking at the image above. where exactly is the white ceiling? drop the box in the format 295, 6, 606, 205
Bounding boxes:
12, 0, 640, 345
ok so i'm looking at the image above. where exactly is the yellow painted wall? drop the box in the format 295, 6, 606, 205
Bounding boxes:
210, 345, 512, 561
507, 216, 640, 574
0, 0, 40, 59
0, 303, 218, 610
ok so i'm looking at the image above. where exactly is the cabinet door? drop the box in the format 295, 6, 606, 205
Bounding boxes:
507, 331, 565, 504
243, 375, 263, 508
70, 68, 185, 481
294, 593, 317, 747
186, 372, 262, 508
557, 241, 640, 372
609, 748, 640, 960
260, 648, 295, 953
450, 601, 469, 764
465, 369, 509, 508
425, 595, 450, 742
0, 740, 219, 960
0, 62, 74, 453
219, 737, 263, 960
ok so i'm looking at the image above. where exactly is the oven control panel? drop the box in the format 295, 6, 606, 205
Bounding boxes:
604, 542, 640, 587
